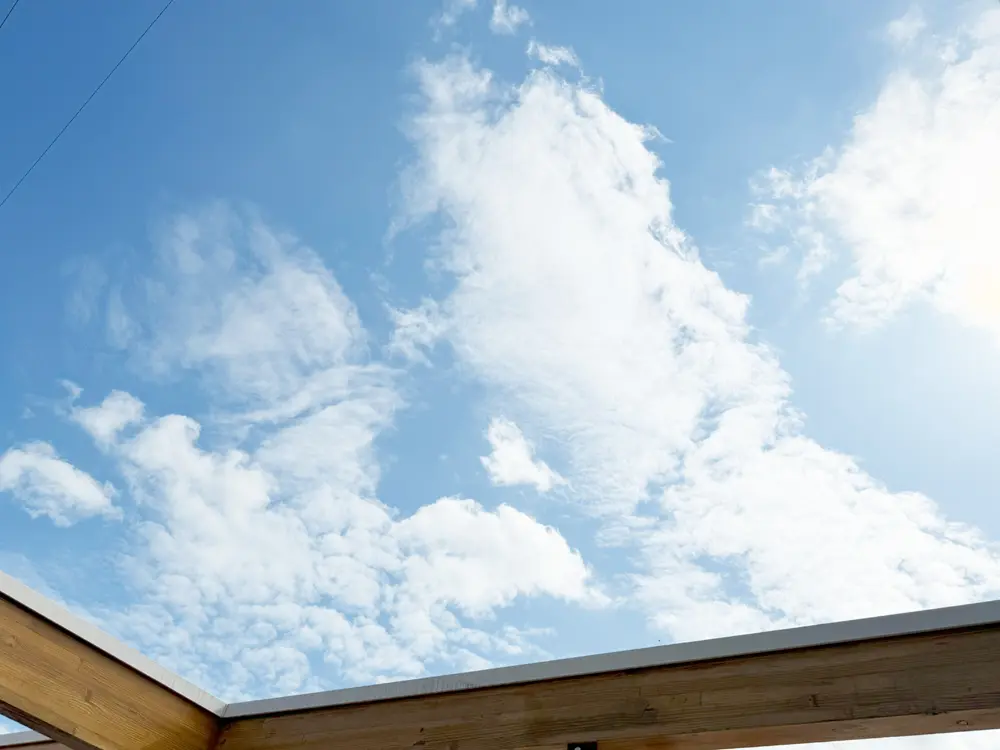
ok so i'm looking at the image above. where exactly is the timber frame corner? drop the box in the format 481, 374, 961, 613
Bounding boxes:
3, 567, 1000, 750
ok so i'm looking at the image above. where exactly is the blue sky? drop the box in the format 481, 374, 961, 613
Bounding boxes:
3, 1, 1000, 746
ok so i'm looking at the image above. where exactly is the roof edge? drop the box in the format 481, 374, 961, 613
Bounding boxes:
0, 732, 58, 748
4, 569, 1000, 730
0, 570, 225, 716
222, 597, 1000, 719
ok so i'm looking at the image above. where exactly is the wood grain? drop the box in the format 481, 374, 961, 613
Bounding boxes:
218, 626, 1000, 750
0, 595, 219, 750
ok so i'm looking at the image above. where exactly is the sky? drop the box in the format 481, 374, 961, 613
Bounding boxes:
2, 0, 1000, 747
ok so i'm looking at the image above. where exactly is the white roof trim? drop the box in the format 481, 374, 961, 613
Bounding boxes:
0, 732, 56, 747
0, 570, 225, 715
3, 562, 1000, 729
222, 597, 1000, 718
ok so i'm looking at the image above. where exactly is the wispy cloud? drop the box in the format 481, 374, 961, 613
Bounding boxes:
0, 442, 120, 526
134, 205, 373, 413
396, 51, 1000, 652
45, 205, 603, 700
753, 5, 1000, 340
886, 6, 927, 47
490, 0, 530, 35
435, 0, 477, 34
527, 40, 580, 68
481, 417, 565, 492
9, 13, 1000, 750
64, 257, 108, 326
386, 299, 447, 365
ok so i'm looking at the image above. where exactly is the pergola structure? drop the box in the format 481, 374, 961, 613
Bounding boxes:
2, 569, 1000, 750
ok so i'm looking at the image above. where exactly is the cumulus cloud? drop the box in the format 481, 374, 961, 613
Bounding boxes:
56, 205, 602, 700
0, 442, 120, 526
481, 417, 565, 492
394, 496, 603, 618
490, 0, 530, 34
111, 405, 597, 691
753, 5, 1000, 340
12, 20, 1000, 750
72, 390, 145, 445
396, 47, 1000, 675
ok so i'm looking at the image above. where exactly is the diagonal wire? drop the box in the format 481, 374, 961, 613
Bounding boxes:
0, 0, 20, 34
0, 0, 176, 213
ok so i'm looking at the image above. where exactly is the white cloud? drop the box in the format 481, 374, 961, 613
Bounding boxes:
60, 379, 82, 401
490, 0, 530, 34
138, 204, 370, 412
392, 496, 604, 633
106, 287, 139, 349
436, 0, 477, 31
386, 299, 448, 364
887, 6, 927, 47
65, 257, 107, 326
754, 6, 1000, 340
72, 390, 145, 445
102, 399, 598, 697
66, 206, 601, 700
397, 47, 1000, 678
14, 18, 1000, 750
481, 417, 565, 492
527, 40, 580, 68
0, 442, 120, 526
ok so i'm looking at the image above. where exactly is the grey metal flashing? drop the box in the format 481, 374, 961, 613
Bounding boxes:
222, 597, 1000, 719
3, 559, 1000, 734
0, 570, 225, 715
0, 732, 56, 748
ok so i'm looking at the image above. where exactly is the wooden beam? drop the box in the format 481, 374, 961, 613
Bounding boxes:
7, 565, 1000, 750
0, 572, 221, 750
217, 615, 1000, 750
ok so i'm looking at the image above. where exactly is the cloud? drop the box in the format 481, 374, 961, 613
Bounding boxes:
527, 40, 580, 68
887, 6, 927, 47
64, 257, 108, 326
72, 390, 145, 445
753, 6, 1000, 340
0, 552, 64, 601
386, 299, 448, 365
490, 0, 530, 34
100, 398, 598, 697
435, 0, 477, 31
106, 287, 139, 349
0, 442, 120, 526
136, 205, 372, 413
393, 496, 604, 624
481, 417, 565, 492
396, 48, 1000, 670
60, 379, 82, 401
58, 205, 601, 700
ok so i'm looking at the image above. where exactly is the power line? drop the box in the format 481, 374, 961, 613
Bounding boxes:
0, 0, 176, 213
0, 0, 20, 33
